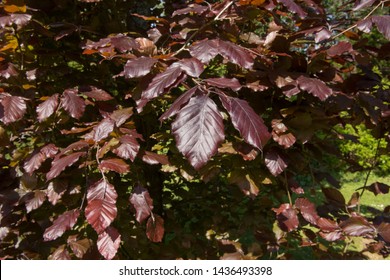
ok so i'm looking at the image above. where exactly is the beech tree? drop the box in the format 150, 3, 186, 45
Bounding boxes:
0, 0, 389, 259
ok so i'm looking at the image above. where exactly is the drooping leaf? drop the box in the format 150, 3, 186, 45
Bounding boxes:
118, 57, 157, 79
366, 182, 390, 196
218, 40, 254, 69
91, 118, 115, 142
352, 0, 376, 11
220, 95, 270, 151
25, 190, 46, 213
377, 223, 390, 243
348, 192, 360, 208
159, 86, 199, 122
340, 216, 375, 237
129, 185, 154, 223
205, 78, 242, 91
36, 94, 60, 122
189, 39, 220, 64
97, 227, 121, 260
99, 158, 130, 174
276, 0, 307, 18
272, 203, 299, 232
43, 209, 80, 241
265, 149, 288, 176
297, 76, 333, 101
175, 58, 204, 77
80, 86, 113, 101
61, 89, 86, 119
146, 214, 164, 242
113, 132, 141, 161
295, 198, 319, 225
142, 151, 170, 165
48, 245, 71, 260
109, 107, 133, 127
67, 235, 92, 259
137, 65, 184, 111
172, 95, 224, 170
85, 179, 117, 233
46, 152, 86, 181
0, 94, 27, 124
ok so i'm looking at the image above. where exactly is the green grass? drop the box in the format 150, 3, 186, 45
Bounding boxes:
339, 172, 390, 212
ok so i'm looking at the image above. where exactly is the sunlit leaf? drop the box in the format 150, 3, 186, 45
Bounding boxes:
113, 133, 141, 161
295, 198, 319, 225
99, 158, 130, 174
352, 0, 376, 11
205, 78, 242, 91
25, 190, 46, 213
142, 151, 170, 165
0, 94, 27, 124
272, 203, 299, 232
340, 216, 375, 236
61, 89, 86, 119
46, 152, 86, 181
97, 227, 121, 260
218, 39, 254, 69
43, 209, 80, 241
189, 39, 219, 64
48, 245, 71, 260
67, 235, 91, 259
80, 86, 113, 101
109, 107, 133, 127
175, 58, 204, 77
172, 3, 208, 16
172, 95, 224, 170
297, 76, 333, 101
129, 185, 154, 223
92, 118, 115, 142
377, 223, 390, 243
118, 57, 157, 79
265, 149, 288, 176
37, 94, 60, 122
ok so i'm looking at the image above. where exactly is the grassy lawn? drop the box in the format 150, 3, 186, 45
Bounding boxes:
339, 172, 390, 211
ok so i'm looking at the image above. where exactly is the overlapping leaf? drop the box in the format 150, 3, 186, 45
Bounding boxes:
113, 133, 141, 161
46, 152, 86, 181
297, 76, 333, 101
142, 151, 170, 165
172, 95, 224, 170
175, 58, 204, 77
377, 223, 390, 243
80, 86, 113, 101
109, 107, 133, 127
129, 185, 154, 223
353, 0, 376, 11
276, 0, 307, 18
36, 94, 60, 122
366, 182, 390, 195
43, 209, 80, 241
146, 214, 164, 242
218, 40, 254, 69
220, 95, 270, 151
357, 16, 390, 40
61, 89, 86, 119
67, 235, 91, 259
189, 39, 220, 64
205, 78, 242, 91
48, 245, 71, 260
25, 190, 47, 213
99, 158, 130, 174
97, 227, 121, 260
340, 216, 375, 236
118, 57, 157, 79
91, 118, 115, 142
265, 149, 288, 176
295, 198, 319, 225
85, 179, 118, 233
273, 203, 299, 232
0, 94, 27, 124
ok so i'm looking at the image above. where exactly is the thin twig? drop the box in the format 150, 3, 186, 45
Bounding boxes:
284, 171, 293, 206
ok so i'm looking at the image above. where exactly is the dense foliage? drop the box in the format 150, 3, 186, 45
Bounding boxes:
0, 0, 389, 259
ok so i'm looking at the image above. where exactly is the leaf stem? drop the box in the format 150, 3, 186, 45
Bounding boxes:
284, 171, 293, 206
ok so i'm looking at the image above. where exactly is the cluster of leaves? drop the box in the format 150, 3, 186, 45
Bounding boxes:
1, 0, 390, 259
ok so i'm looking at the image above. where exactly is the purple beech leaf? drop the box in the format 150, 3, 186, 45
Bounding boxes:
220, 95, 270, 151
172, 95, 224, 170
113, 134, 141, 162
367, 182, 390, 196
0, 16, 12, 28
159, 86, 199, 122
99, 158, 130, 174
0, 62, 18, 79
142, 151, 170, 165
228, 171, 259, 198
205, 78, 242, 91
109, 34, 139, 53
46, 152, 86, 181
276, 0, 307, 18
80, 86, 113, 101
97, 227, 121, 260
0, 95, 27, 124
377, 223, 390, 243
25, 190, 47, 213
297, 76, 333, 101
43, 209, 80, 241
319, 231, 343, 242
92, 118, 115, 142
109, 107, 133, 127
146, 214, 164, 242
46, 181, 67, 205
67, 236, 91, 259
48, 245, 71, 260
265, 149, 288, 176
315, 28, 331, 43
118, 57, 157, 79
317, 217, 341, 232
36, 94, 60, 122
189, 39, 220, 64
85, 179, 117, 234
172, 4, 208, 16
24, 144, 59, 175
137, 65, 184, 111
59, 140, 89, 157
295, 198, 320, 225
340, 216, 375, 236
10, 13, 32, 26
322, 187, 345, 207
273, 203, 299, 232
353, 0, 377, 11
175, 58, 204, 77
129, 185, 154, 223
372, 16, 390, 40
327, 41, 353, 57
61, 89, 86, 119
218, 40, 254, 69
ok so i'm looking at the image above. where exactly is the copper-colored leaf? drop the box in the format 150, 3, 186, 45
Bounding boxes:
48, 245, 71, 260
317, 218, 340, 232
97, 227, 121, 260
172, 3, 208, 16
189, 39, 220, 64
295, 198, 319, 225
25, 190, 46, 213
220, 95, 270, 151
118, 57, 157, 79
36, 94, 60, 122
327, 41, 353, 57
175, 58, 204, 78
272, 203, 299, 232
172, 95, 224, 170
377, 223, 390, 243
218, 39, 254, 69
80, 86, 113, 101
99, 158, 130, 174
205, 78, 242, 91
228, 170, 259, 198
61, 89, 86, 119
113, 133, 141, 161
0, 94, 27, 124
319, 231, 343, 241
129, 185, 154, 223
340, 216, 375, 236
297, 76, 333, 101
265, 149, 288, 176
67, 236, 91, 259
142, 151, 169, 165
43, 209, 80, 241
46, 181, 67, 205
109, 107, 133, 127
146, 214, 164, 242
46, 152, 86, 181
